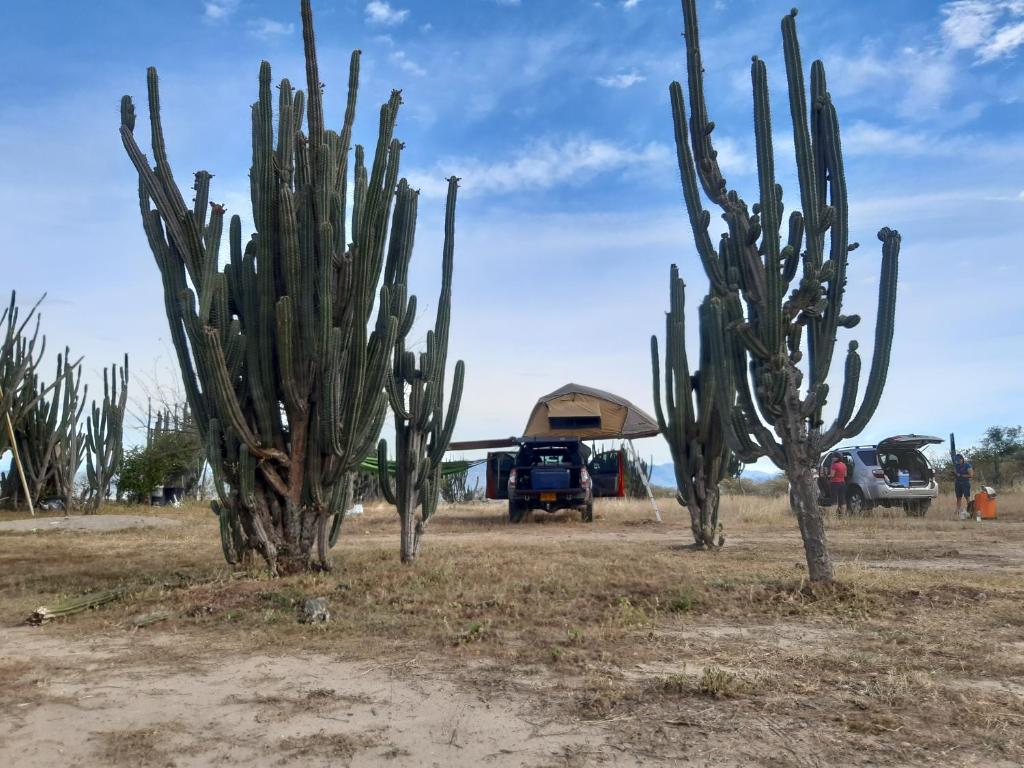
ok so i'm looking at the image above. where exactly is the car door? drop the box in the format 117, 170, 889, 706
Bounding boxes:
485, 452, 515, 500
588, 449, 624, 498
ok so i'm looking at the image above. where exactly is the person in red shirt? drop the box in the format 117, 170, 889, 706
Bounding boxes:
829, 453, 848, 515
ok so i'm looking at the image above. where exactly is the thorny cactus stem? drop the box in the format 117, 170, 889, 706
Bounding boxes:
670, 2, 900, 581
378, 177, 465, 563
120, 0, 452, 573
651, 264, 729, 548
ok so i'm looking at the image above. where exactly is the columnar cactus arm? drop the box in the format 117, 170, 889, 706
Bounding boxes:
837, 228, 900, 439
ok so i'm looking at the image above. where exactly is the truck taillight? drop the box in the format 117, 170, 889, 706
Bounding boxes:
872, 469, 886, 479
508, 469, 517, 487
581, 468, 591, 489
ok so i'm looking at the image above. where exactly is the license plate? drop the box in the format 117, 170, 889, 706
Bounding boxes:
540, 492, 557, 502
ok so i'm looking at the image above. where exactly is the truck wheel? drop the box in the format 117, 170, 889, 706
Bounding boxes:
581, 502, 593, 523
846, 487, 865, 516
508, 500, 525, 524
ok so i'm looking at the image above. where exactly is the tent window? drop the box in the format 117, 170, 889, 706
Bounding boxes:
549, 415, 602, 430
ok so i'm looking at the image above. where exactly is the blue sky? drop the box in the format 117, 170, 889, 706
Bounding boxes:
1, 0, 1022, 469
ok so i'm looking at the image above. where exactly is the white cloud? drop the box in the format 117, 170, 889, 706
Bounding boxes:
824, 43, 956, 117
365, 1, 410, 26
203, 0, 239, 21
842, 119, 1024, 161
622, 0, 642, 8
247, 18, 294, 38
941, 1, 1024, 62
596, 70, 646, 88
391, 51, 426, 76
407, 136, 671, 197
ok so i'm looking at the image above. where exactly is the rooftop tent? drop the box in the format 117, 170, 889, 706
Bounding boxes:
522, 383, 660, 441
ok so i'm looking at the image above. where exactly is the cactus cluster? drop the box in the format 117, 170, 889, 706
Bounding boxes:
0, 293, 47, 463
669, 1, 900, 581
120, 0, 452, 572
651, 265, 729, 548
1, 293, 127, 512
8, 349, 86, 510
83, 356, 129, 513
378, 178, 465, 563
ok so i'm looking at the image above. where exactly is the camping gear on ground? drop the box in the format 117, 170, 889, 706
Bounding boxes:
974, 487, 997, 520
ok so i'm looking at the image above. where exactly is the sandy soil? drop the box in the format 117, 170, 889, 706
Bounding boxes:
0, 630, 632, 768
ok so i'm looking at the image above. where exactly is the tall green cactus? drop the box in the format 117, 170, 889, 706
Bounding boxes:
378, 177, 465, 563
651, 264, 728, 548
84, 355, 129, 513
120, 0, 444, 573
670, 1, 900, 581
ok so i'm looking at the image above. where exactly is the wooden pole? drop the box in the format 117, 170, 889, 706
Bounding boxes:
0, 383, 34, 516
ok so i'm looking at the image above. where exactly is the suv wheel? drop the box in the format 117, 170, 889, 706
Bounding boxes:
904, 500, 930, 517
508, 500, 525, 524
846, 487, 866, 516
581, 502, 593, 523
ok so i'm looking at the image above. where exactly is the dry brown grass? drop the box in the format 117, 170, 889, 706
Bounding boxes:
2, 491, 1023, 765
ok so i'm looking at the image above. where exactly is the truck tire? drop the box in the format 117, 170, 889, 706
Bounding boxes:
581, 502, 593, 523
508, 500, 525, 524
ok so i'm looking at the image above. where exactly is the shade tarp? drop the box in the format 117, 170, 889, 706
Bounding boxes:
522, 383, 660, 440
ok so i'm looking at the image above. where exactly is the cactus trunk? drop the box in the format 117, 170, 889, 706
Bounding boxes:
120, 0, 445, 573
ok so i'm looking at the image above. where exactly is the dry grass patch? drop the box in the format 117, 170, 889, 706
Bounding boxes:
2, 495, 1023, 765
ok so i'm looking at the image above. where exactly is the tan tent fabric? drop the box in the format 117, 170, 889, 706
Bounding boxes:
522, 383, 659, 440
546, 395, 603, 418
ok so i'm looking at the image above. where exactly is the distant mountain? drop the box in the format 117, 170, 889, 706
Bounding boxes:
649, 463, 780, 488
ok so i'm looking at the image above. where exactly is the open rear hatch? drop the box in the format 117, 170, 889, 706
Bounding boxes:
877, 435, 944, 451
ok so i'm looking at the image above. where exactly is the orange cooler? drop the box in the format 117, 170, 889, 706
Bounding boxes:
974, 489, 997, 520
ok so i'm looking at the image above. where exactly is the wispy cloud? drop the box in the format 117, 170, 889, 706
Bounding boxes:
824, 42, 956, 117
596, 70, 646, 88
941, 1, 1024, 62
247, 18, 294, 38
622, 0, 642, 8
365, 1, 410, 26
408, 136, 671, 197
203, 0, 240, 21
842, 119, 1024, 161
391, 50, 426, 76
493, 0, 522, 6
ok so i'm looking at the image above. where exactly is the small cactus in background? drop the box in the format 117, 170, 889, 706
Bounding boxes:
651, 264, 729, 548
670, 2, 900, 581
120, 0, 455, 572
84, 355, 129, 513
378, 178, 465, 563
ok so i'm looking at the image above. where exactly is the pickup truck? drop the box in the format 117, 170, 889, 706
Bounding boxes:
485, 438, 625, 523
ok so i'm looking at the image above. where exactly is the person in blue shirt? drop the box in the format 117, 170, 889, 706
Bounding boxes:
953, 454, 974, 519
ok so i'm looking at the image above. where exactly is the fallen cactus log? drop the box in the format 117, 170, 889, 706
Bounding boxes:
26, 588, 126, 624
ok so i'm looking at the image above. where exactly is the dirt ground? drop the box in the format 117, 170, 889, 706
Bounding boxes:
1, 493, 1022, 767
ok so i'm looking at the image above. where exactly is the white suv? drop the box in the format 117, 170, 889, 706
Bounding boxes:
817, 435, 943, 516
